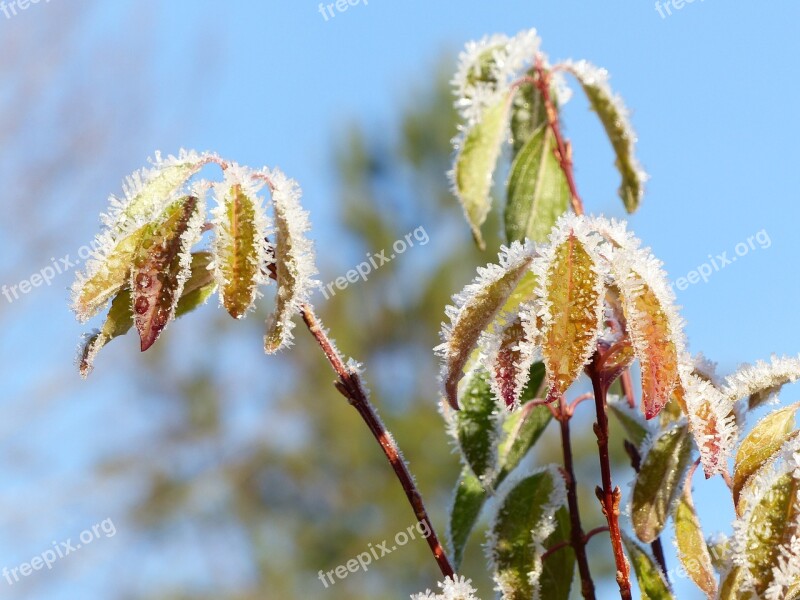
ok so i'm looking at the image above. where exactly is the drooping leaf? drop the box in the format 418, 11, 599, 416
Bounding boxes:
615, 266, 681, 420
563, 61, 646, 213
538, 507, 575, 600
131, 195, 204, 351
622, 533, 675, 600
437, 242, 534, 409
509, 74, 548, 153
733, 402, 800, 513
683, 373, 738, 478
490, 466, 565, 600
733, 453, 800, 599
449, 467, 488, 570
451, 97, 511, 249
213, 167, 271, 319
78, 252, 216, 377
536, 217, 605, 402
631, 423, 693, 543
722, 355, 800, 410
483, 314, 538, 409
674, 475, 717, 598
264, 169, 318, 353
505, 124, 570, 245
454, 369, 499, 481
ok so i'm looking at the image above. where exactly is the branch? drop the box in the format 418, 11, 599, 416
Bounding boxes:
555, 397, 596, 600
588, 355, 632, 600
299, 304, 455, 579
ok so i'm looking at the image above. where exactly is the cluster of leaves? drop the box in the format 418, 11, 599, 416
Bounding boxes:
449, 29, 646, 250
72, 150, 318, 376
426, 28, 800, 600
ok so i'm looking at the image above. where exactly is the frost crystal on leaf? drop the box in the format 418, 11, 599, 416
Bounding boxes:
682, 371, 737, 478
211, 163, 273, 319
411, 575, 481, 600
263, 168, 319, 353
436, 241, 535, 410
452, 29, 541, 127
723, 354, 800, 410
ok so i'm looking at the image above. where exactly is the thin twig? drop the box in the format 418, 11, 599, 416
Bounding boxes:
299, 304, 455, 578
589, 358, 632, 600
555, 398, 596, 600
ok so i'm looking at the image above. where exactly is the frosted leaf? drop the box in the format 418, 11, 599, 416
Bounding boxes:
487, 464, 566, 600
262, 168, 319, 353
211, 163, 272, 319
452, 29, 541, 127
611, 226, 687, 419
72, 149, 213, 322
682, 371, 737, 478
130, 193, 205, 351
561, 60, 648, 212
723, 354, 800, 410
673, 474, 718, 598
410, 575, 481, 600
78, 252, 216, 377
533, 214, 606, 402
436, 241, 535, 410
732, 438, 800, 598
480, 311, 539, 410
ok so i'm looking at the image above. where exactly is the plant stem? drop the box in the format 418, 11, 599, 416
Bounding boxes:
589, 362, 632, 600
556, 397, 596, 600
533, 60, 585, 217
299, 303, 455, 579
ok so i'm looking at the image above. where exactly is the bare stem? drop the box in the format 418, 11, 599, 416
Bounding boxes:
299, 303, 455, 579
588, 358, 632, 600
556, 396, 596, 600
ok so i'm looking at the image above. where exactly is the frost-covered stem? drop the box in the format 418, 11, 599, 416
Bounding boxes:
556, 396, 596, 600
624, 441, 669, 582
298, 304, 455, 579
532, 59, 585, 216
588, 359, 632, 600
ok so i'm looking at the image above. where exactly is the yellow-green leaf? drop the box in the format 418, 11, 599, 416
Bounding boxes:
632, 423, 693, 543
452, 97, 510, 249
539, 228, 604, 401
622, 533, 675, 600
734, 403, 800, 514
674, 479, 717, 598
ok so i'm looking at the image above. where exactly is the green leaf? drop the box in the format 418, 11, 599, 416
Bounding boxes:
674, 481, 717, 598
718, 566, 750, 600
609, 400, 651, 448
509, 74, 548, 154
452, 97, 510, 249
214, 183, 264, 319
438, 244, 533, 410
131, 196, 203, 351
496, 363, 551, 483
490, 466, 565, 600
78, 252, 216, 378
448, 467, 488, 570
736, 468, 800, 597
565, 62, 645, 213
505, 125, 570, 245
455, 369, 499, 481
733, 402, 800, 513
622, 533, 675, 599
538, 507, 575, 600
632, 423, 693, 543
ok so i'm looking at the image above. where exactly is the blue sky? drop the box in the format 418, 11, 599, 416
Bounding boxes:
2, 1, 800, 598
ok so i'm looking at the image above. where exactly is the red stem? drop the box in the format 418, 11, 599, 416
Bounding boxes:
299, 304, 455, 579
556, 396, 596, 600
589, 361, 632, 600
